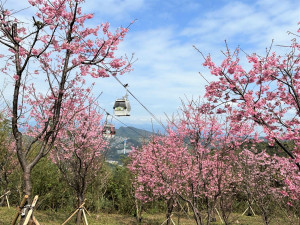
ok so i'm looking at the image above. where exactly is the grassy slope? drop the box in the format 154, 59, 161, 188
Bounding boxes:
0, 207, 295, 225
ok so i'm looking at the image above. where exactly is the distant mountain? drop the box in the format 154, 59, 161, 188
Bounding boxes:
106, 126, 154, 163
116, 126, 154, 139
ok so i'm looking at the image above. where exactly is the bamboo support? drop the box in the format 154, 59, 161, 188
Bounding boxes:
0, 190, 11, 199
62, 202, 85, 225
215, 208, 224, 224
82, 209, 88, 225
0, 191, 11, 208
242, 203, 256, 216
6, 195, 10, 208
176, 200, 192, 219
11, 195, 29, 225
160, 214, 175, 225
32, 216, 40, 225
242, 207, 248, 216
24, 195, 39, 225
83, 206, 91, 216
249, 205, 256, 216
242, 200, 256, 217
171, 218, 175, 225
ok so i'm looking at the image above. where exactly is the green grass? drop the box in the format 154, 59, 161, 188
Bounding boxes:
1, 207, 194, 225
0, 206, 298, 225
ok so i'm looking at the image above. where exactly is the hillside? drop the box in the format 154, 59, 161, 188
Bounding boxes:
106, 126, 154, 163
116, 126, 154, 139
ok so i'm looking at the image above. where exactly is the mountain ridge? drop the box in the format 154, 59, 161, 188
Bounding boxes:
107, 126, 153, 163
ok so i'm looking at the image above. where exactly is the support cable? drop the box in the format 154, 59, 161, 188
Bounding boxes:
111, 74, 167, 133
52, 15, 164, 135
100, 107, 148, 139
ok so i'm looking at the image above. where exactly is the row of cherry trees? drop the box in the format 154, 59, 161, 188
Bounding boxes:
1, 0, 299, 224
129, 100, 300, 225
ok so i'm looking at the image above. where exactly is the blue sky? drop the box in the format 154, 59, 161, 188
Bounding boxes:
2, 0, 300, 131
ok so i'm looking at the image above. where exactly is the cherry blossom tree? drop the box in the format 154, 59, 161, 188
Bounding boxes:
236, 149, 300, 225
173, 100, 255, 225
200, 24, 300, 170
129, 100, 255, 225
51, 97, 108, 225
129, 134, 189, 225
0, 0, 133, 203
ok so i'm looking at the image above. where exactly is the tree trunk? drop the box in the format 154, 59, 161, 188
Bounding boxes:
23, 167, 32, 197
261, 210, 270, 225
135, 198, 142, 224
210, 209, 217, 223
76, 193, 85, 225
166, 198, 174, 225
178, 195, 203, 225
19, 167, 32, 225
191, 204, 203, 225
0, 197, 4, 206
206, 201, 216, 225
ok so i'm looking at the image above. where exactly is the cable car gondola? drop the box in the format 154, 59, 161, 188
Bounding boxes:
113, 85, 131, 116
102, 123, 116, 139
102, 113, 116, 139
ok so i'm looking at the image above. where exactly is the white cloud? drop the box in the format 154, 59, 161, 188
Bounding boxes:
182, 0, 300, 51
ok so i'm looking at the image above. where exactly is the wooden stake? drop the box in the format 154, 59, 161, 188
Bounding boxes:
6, 195, 10, 208
11, 195, 29, 225
32, 216, 40, 225
242, 201, 255, 216
171, 218, 175, 225
242, 204, 256, 216
215, 208, 224, 224
242, 206, 249, 216
62, 202, 85, 225
160, 214, 175, 225
82, 208, 88, 225
23, 195, 39, 225
0, 190, 11, 199
249, 205, 256, 216
83, 206, 91, 216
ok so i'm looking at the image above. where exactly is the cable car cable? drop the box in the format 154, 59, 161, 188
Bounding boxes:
111, 74, 167, 132
59, 21, 166, 134
99, 106, 148, 139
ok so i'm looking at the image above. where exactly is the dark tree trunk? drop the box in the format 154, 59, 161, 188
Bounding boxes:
192, 205, 203, 225
76, 193, 85, 225
135, 198, 142, 224
19, 167, 32, 224
178, 195, 203, 225
23, 167, 32, 198
166, 198, 174, 225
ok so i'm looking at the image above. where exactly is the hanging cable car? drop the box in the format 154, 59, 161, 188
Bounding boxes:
102, 113, 116, 139
102, 123, 116, 139
113, 84, 131, 116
